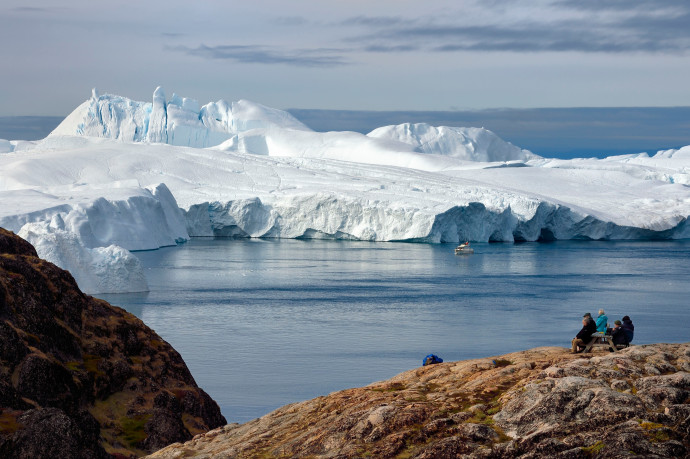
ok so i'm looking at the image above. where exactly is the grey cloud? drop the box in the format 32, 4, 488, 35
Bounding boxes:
341, 1, 690, 55
339, 15, 413, 27
170, 44, 350, 67
273, 16, 309, 26
554, 0, 690, 12
11, 6, 66, 13
364, 44, 418, 53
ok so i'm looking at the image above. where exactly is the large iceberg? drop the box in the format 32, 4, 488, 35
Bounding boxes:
50, 87, 311, 148
1, 88, 689, 293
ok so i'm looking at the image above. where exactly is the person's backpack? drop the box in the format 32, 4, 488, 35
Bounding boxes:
423, 354, 443, 366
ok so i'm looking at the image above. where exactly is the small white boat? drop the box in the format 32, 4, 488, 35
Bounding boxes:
455, 242, 474, 254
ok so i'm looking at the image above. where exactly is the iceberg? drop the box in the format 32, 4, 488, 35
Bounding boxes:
18, 218, 148, 294
1, 88, 689, 293
50, 86, 311, 148
367, 123, 537, 163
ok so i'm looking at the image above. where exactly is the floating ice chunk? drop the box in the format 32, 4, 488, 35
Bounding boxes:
18, 218, 148, 294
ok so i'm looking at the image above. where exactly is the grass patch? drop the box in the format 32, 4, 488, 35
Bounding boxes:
120, 414, 151, 448
486, 406, 501, 415
83, 354, 104, 376
64, 360, 82, 372
491, 425, 512, 443
0, 410, 24, 434
370, 382, 406, 392
466, 411, 495, 426
640, 422, 671, 443
581, 441, 605, 455
493, 359, 512, 367
639, 421, 664, 430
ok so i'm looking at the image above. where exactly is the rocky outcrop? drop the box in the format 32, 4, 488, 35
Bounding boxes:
0, 228, 226, 458
148, 344, 690, 458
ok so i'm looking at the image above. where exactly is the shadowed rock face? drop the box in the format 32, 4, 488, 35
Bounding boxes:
0, 228, 226, 458
148, 344, 690, 458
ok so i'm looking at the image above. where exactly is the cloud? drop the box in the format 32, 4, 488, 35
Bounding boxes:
340, 0, 690, 55
272, 16, 309, 27
10, 6, 66, 14
339, 15, 413, 28
169, 44, 350, 68
553, 0, 689, 13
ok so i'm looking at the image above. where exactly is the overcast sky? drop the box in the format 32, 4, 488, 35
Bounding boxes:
1, 0, 690, 116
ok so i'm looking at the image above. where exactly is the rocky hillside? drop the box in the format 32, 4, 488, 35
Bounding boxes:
0, 228, 226, 458
148, 344, 690, 458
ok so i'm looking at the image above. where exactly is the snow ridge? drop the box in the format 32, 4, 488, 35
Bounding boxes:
368, 123, 537, 162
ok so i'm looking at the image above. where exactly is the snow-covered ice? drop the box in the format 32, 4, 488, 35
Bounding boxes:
1, 88, 689, 293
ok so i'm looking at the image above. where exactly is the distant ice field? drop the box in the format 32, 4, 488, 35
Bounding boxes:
99, 238, 690, 424
2, 88, 690, 294
4, 106, 690, 159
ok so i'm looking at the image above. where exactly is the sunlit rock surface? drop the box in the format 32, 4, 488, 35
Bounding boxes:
147, 343, 690, 458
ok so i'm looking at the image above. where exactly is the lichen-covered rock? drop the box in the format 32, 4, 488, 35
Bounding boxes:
0, 408, 107, 459
0, 228, 226, 458
147, 345, 690, 458
493, 376, 646, 437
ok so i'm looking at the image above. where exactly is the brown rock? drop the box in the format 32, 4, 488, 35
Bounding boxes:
0, 229, 226, 458
147, 345, 690, 458
0, 228, 37, 257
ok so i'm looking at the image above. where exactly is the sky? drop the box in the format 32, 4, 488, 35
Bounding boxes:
1, 0, 690, 117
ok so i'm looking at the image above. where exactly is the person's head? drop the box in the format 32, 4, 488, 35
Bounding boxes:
614, 320, 622, 327
598, 309, 605, 315
622, 315, 630, 321
583, 312, 592, 319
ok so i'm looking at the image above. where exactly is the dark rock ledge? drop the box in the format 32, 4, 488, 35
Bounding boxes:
0, 228, 226, 458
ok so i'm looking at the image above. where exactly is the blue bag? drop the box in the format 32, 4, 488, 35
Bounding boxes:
423, 354, 443, 366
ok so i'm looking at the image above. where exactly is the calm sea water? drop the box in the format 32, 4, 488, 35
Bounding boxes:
98, 239, 690, 424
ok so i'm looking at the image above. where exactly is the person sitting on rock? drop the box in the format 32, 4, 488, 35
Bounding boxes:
610, 320, 629, 347
621, 315, 634, 343
595, 309, 608, 333
572, 314, 597, 353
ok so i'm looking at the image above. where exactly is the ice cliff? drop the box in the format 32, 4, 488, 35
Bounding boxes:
2, 88, 690, 293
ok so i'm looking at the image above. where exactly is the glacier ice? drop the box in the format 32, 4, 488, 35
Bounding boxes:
2, 87, 690, 293
50, 86, 311, 148
18, 217, 148, 294
368, 123, 538, 163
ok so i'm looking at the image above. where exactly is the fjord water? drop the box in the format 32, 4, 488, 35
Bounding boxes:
98, 239, 690, 423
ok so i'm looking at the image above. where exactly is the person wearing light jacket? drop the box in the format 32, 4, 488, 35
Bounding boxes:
595, 309, 608, 333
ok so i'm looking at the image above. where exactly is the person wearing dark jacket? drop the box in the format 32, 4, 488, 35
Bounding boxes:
621, 315, 634, 343
610, 320, 629, 347
572, 315, 598, 353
